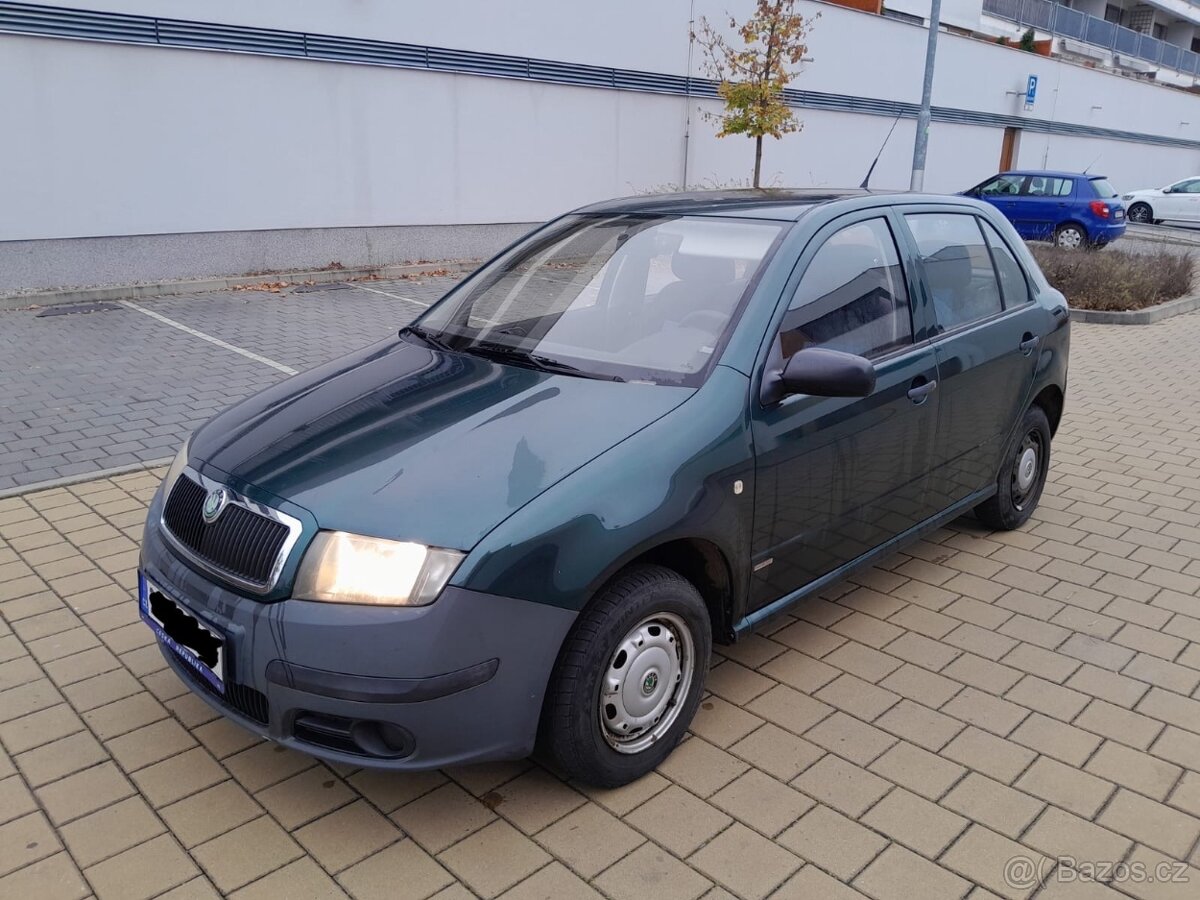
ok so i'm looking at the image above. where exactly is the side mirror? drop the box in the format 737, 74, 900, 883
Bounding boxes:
779, 348, 876, 398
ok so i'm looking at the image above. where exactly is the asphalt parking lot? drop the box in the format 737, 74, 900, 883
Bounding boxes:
2, 280, 1200, 898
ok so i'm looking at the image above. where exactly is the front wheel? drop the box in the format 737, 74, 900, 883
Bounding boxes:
1054, 224, 1087, 250
539, 565, 711, 787
975, 405, 1052, 531
1127, 202, 1153, 224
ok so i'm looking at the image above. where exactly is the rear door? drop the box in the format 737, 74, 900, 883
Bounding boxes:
897, 208, 1049, 511
1014, 175, 1074, 239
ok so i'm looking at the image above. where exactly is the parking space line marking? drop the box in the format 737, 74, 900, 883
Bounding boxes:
0, 457, 174, 500
120, 300, 299, 375
351, 284, 432, 306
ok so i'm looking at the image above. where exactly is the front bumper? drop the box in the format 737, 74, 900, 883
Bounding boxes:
140, 505, 577, 770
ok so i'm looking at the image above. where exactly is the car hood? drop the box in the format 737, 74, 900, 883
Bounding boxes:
1124, 189, 1162, 198
189, 335, 692, 550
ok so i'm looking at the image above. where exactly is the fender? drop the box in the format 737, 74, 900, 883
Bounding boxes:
453, 366, 756, 621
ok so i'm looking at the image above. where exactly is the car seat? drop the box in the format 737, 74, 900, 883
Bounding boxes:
922, 244, 973, 328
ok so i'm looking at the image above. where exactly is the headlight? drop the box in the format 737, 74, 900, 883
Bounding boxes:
1122, 194, 1134, 200
163, 438, 190, 492
293, 531, 465, 606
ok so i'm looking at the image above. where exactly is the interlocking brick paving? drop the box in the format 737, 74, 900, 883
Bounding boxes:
0, 310, 1199, 898
0, 276, 458, 490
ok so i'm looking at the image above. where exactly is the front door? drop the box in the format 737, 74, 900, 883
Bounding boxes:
750, 214, 941, 609
1156, 181, 1193, 221
973, 174, 1025, 235
1174, 179, 1200, 222
899, 209, 1048, 510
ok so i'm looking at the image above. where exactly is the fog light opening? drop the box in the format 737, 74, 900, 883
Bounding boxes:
349, 720, 416, 759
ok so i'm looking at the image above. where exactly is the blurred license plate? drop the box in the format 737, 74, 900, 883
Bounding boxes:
1115, 209, 1125, 219
138, 572, 224, 690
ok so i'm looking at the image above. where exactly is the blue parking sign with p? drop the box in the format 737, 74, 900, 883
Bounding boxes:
1025, 75, 1038, 110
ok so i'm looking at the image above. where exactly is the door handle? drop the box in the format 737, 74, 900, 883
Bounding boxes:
907, 379, 937, 403
1019, 334, 1041, 356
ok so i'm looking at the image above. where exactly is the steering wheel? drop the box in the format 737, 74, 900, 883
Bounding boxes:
679, 309, 730, 337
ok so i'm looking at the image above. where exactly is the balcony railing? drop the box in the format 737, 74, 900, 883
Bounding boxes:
982, 0, 1200, 76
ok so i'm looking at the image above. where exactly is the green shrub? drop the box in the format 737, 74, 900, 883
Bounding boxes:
1028, 244, 1194, 311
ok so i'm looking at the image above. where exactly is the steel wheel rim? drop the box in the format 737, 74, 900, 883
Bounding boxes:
1057, 228, 1083, 249
599, 612, 694, 754
1012, 431, 1043, 510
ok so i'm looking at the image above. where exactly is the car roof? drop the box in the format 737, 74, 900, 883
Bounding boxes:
572, 188, 981, 222
1001, 170, 1107, 180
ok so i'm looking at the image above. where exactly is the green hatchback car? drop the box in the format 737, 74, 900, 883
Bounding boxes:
139, 190, 1069, 786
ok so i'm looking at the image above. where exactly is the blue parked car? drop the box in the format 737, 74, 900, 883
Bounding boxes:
963, 170, 1125, 249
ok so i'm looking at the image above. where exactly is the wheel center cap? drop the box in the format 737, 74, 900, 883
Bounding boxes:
1016, 447, 1038, 492
642, 672, 659, 695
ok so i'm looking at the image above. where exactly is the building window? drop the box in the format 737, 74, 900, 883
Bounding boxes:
1153, 23, 1167, 40
1104, 4, 1123, 25
1193, 36, 1200, 53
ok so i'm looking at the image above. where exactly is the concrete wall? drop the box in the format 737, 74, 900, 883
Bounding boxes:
4, 0, 1200, 292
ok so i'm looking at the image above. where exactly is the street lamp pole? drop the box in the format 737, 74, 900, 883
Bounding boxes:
909, 0, 943, 192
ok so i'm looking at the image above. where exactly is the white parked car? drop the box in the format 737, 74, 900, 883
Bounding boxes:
1122, 178, 1200, 224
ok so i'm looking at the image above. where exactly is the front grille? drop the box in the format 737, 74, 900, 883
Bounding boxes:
162, 475, 290, 590
170, 647, 270, 725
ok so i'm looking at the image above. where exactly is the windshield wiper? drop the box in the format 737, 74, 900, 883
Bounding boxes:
468, 342, 625, 382
400, 325, 454, 353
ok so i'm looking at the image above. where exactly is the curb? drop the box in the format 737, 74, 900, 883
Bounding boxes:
1125, 223, 1200, 250
0, 260, 476, 311
1069, 291, 1200, 325
0, 458, 172, 500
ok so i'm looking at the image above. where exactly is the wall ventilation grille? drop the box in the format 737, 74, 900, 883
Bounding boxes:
2, 1, 1197, 150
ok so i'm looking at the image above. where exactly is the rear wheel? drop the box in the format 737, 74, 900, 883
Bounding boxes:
1054, 224, 1087, 250
975, 405, 1052, 531
539, 565, 711, 787
1127, 202, 1153, 224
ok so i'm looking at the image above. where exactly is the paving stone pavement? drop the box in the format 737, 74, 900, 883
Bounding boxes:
0, 276, 459, 490
1, 309, 1200, 899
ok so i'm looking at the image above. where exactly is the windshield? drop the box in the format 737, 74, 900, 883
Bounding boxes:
1089, 178, 1117, 198
416, 214, 785, 386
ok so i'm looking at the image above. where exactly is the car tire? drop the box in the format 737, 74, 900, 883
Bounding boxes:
538, 564, 711, 788
1127, 202, 1153, 224
975, 405, 1052, 531
1054, 224, 1087, 250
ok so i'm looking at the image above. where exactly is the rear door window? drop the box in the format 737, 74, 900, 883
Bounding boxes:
980, 221, 1030, 307
1022, 176, 1073, 197
904, 213, 1005, 331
